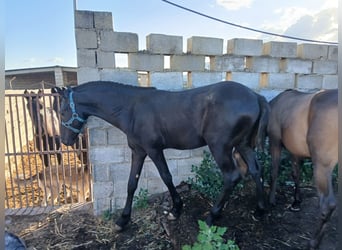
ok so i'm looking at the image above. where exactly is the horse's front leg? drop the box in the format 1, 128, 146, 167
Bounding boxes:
115, 148, 146, 231
147, 149, 183, 220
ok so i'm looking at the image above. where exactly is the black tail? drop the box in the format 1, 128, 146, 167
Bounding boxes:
254, 94, 270, 150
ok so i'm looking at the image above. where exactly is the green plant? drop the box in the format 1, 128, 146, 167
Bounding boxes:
133, 188, 149, 209
187, 151, 223, 201
101, 209, 113, 221
182, 220, 239, 250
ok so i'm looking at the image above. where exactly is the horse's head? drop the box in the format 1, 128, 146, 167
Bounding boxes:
54, 87, 86, 146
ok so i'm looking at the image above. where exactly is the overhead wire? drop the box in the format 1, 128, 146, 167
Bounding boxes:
161, 0, 338, 45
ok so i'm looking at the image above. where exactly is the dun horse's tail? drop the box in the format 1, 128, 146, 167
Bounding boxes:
254, 95, 270, 150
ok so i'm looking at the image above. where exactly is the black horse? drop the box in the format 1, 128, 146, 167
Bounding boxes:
24, 89, 62, 167
56, 80, 270, 231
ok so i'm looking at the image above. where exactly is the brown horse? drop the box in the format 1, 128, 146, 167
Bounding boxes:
267, 89, 337, 249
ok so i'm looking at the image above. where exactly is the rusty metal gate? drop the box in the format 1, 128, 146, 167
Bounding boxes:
5, 89, 92, 212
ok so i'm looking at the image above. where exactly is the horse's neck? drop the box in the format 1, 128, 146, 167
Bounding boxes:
79, 91, 132, 132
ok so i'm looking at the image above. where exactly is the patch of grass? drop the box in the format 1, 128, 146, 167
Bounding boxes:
187, 151, 223, 201
182, 220, 239, 250
101, 209, 113, 221
133, 188, 149, 209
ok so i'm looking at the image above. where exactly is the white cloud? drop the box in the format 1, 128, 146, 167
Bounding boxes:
216, 0, 253, 10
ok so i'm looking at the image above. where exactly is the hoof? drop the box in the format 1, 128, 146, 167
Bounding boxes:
114, 224, 124, 232
166, 211, 177, 221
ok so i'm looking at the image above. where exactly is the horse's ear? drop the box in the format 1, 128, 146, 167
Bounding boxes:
24, 89, 29, 99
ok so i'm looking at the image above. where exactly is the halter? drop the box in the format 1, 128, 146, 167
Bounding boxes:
61, 90, 86, 133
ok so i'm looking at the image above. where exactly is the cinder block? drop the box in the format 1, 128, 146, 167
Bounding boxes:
296, 74, 323, 90
147, 178, 168, 193
107, 127, 127, 145
146, 34, 183, 54
280, 58, 312, 74
88, 128, 107, 146
100, 31, 138, 52
77, 49, 96, 67
170, 55, 205, 71
263, 73, 295, 89
258, 89, 283, 102
149, 72, 183, 90
100, 69, 138, 84
97, 51, 115, 68
227, 38, 263, 56
211, 55, 245, 71
94, 198, 113, 215
94, 11, 113, 30
92, 164, 110, 181
313, 60, 337, 74
128, 53, 164, 71
246, 56, 280, 73
187, 36, 223, 55
227, 72, 260, 90
189, 72, 225, 88
90, 146, 125, 164
111, 163, 130, 184
263, 41, 297, 58
297, 43, 329, 59
87, 116, 113, 129
328, 45, 338, 60
92, 181, 114, 199
75, 29, 98, 49
322, 75, 338, 89
77, 67, 100, 84
164, 149, 191, 160
75, 10, 94, 29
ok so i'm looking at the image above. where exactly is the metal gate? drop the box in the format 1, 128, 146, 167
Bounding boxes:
5, 89, 92, 212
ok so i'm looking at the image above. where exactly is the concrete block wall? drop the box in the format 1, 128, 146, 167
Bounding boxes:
74, 10, 338, 216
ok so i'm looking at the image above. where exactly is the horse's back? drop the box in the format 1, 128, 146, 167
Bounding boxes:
307, 89, 338, 166
268, 90, 317, 157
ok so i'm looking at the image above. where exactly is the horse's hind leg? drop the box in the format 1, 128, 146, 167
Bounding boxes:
290, 155, 302, 211
236, 145, 265, 215
309, 163, 336, 249
206, 145, 241, 225
115, 147, 147, 231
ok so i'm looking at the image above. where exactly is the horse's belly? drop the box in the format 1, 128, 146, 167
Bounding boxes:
282, 129, 310, 157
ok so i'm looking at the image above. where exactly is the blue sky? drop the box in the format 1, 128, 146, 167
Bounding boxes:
5, 0, 338, 70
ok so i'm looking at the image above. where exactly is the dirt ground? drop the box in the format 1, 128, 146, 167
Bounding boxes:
5, 179, 337, 250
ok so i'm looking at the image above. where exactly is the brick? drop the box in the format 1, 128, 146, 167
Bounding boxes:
93, 198, 113, 215
211, 55, 245, 71
227, 72, 260, 89
75, 10, 94, 29
87, 116, 113, 129
77, 49, 96, 68
328, 45, 338, 61
107, 127, 127, 145
100, 69, 138, 84
322, 75, 338, 89
227, 38, 263, 56
296, 74, 323, 89
94, 11, 113, 30
164, 149, 191, 160
93, 181, 114, 199
99, 31, 138, 52
90, 146, 125, 164
92, 164, 110, 181
97, 51, 115, 68
146, 34, 183, 54
77, 67, 100, 84
280, 58, 312, 74
246, 56, 280, 73
75, 29, 98, 49
128, 53, 164, 71
297, 43, 329, 59
170, 55, 205, 71
89, 128, 107, 146
263, 73, 296, 89
187, 36, 223, 55
189, 72, 225, 88
149, 72, 183, 90
263, 41, 297, 58
312, 60, 337, 74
